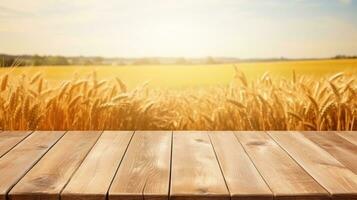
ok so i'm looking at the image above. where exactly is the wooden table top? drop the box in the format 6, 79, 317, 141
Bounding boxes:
0, 131, 356, 200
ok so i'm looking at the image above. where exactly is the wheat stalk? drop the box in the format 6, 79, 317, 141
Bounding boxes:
0, 69, 355, 131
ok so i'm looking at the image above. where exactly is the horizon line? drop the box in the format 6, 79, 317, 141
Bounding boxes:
2, 52, 356, 60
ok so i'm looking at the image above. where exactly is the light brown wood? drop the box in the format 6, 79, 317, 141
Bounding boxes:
336, 131, 357, 146
269, 131, 357, 199
0, 131, 64, 200
235, 131, 329, 200
8, 131, 102, 200
0, 131, 356, 200
170, 131, 229, 200
109, 131, 172, 200
61, 131, 134, 200
208, 132, 273, 200
0, 131, 32, 158
302, 131, 357, 174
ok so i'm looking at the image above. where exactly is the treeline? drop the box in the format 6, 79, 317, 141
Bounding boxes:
0, 54, 105, 67
0, 54, 220, 67
1, 54, 356, 67
333, 55, 357, 59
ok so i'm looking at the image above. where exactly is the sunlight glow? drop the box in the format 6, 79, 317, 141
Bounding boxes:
0, 0, 356, 58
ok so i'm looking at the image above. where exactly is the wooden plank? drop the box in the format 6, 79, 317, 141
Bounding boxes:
302, 131, 357, 174
0, 131, 65, 200
62, 131, 134, 200
269, 131, 357, 199
235, 131, 329, 200
0, 131, 32, 158
208, 132, 272, 200
8, 131, 102, 200
109, 131, 172, 200
171, 131, 229, 200
336, 131, 357, 146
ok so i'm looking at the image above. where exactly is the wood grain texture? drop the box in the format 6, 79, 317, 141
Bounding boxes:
235, 131, 329, 200
269, 131, 357, 200
302, 131, 357, 174
0, 131, 65, 200
208, 132, 273, 200
336, 131, 357, 146
62, 131, 134, 200
0, 131, 356, 200
0, 131, 32, 158
8, 131, 102, 200
109, 131, 172, 200
171, 131, 229, 200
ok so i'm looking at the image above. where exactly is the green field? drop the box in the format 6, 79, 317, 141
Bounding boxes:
1, 59, 356, 89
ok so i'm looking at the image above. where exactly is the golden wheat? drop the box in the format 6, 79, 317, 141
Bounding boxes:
0, 68, 356, 131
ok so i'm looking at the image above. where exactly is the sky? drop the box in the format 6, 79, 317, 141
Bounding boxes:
0, 0, 357, 58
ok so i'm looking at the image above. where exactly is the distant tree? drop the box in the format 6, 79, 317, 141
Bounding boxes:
1, 56, 15, 67
32, 55, 45, 66
133, 58, 148, 65
45, 56, 70, 65
176, 57, 189, 64
133, 58, 160, 65
334, 55, 346, 59
0, 55, 26, 67
93, 57, 104, 65
112, 59, 126, 66
150, 58, 160, 65
205, 56, 217, 64
333, 55, 357, 59
84, 60, 94, 65
70, 57, 85, 65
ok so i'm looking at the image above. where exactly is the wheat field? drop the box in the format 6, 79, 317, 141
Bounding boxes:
0, 64, 356, 131
2, 59, 357, 89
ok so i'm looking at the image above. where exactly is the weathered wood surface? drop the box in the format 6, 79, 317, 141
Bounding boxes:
301, 131, 357, 174
208, 132, 272, 200
269, 131, 357, 200
0, 131, 31, 158
0, 131, 64, 200
109, 131, 172, 200
336, 131, 357, 146
237, 131, 329, 200
9, 131, 102, 200
0, 131, 355, 200
171, 131, 229, 200
62, 131, 133, 200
